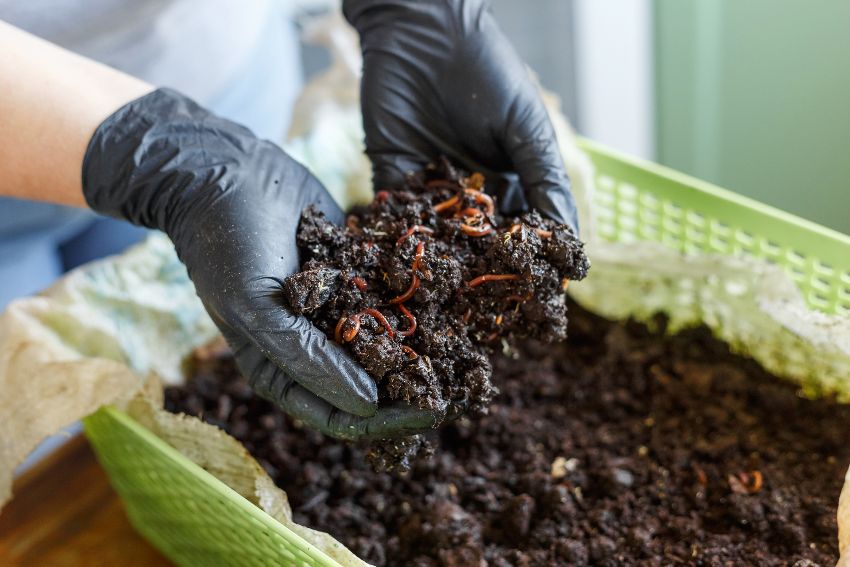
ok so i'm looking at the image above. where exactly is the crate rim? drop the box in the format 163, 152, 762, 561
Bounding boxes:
85, 405, 342, 567
577, 137, 850, 247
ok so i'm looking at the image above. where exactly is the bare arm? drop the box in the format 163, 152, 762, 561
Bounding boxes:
0, 20, 151, 207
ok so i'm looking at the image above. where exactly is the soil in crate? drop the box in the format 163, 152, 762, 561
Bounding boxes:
165, 304, 848, 566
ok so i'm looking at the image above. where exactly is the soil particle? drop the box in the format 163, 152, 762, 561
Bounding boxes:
166, 303, 846, 566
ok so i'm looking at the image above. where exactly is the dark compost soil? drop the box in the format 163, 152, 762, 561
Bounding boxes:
165, 304, 847, 566
280, 162, 589, 467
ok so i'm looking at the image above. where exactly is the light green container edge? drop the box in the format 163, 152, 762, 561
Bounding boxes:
578, 137, 850, 315
84, 140, 850, 567
84, 406, 341, 567
579, 137, 850, 254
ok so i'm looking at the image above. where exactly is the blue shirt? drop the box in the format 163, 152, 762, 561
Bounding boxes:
0, 0, 303, 304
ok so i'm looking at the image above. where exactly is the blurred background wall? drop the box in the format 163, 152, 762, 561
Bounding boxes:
654, 0, 850, 234
302, 0, 850, 234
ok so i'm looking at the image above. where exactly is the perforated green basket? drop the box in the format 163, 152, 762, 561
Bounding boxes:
579, 139, 850, 315
84, 140, 850, 567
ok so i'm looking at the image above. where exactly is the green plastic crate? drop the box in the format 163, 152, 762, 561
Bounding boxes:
83, 407, 340, 567
579, 139, 850, 315
84, 141, 850, 566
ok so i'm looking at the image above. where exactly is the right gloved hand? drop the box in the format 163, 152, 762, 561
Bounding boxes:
82, 88, 444, 440
345, 0, 580, 233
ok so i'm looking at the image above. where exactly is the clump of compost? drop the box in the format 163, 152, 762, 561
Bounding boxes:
281, 161, 589, 467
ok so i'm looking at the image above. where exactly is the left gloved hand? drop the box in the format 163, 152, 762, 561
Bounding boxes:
344, 0, 579, 233
82, 88, 442, 440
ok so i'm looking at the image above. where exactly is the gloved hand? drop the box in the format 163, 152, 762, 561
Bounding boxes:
344, 0, 579, 232
82, 88, 442, 440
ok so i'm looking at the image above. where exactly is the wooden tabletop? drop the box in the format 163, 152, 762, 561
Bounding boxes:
0, 435, 172, 567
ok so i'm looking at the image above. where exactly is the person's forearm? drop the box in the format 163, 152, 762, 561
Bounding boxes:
0, 20, 151, 207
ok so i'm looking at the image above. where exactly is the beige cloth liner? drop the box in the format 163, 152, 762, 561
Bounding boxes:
1, 10, 849, 566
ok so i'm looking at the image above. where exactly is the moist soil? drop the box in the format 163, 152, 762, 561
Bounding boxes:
165, 304, 847, 566
281, 162, 589, 467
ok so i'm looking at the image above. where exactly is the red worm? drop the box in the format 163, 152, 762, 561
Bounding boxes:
389, 274, 420, 304
508, 223, 552, 239
465, 189, 494, 215
467, 274, 520, 288
336, 308, 395, 343
398, 303, 417, 337
457, 207, 486, 223
401, 345, 419, 360
334, 317, 348, 343
359, 308, 396, 338
390, 241, 425, 304
396, 225, 434, 246
350, 276, 368, 291
342, 316, 362, 342
433, 194, 460, 214
460, 223, 494, 237
412, 241, 425, 270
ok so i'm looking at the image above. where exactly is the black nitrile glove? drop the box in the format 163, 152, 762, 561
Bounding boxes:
82, 88, 442, 440
344, 0, 579, 233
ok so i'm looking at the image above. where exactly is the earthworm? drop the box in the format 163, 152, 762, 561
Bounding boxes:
508, 223, 552, 239
390, 274, 420, 304
342, 317, 362, 342
396, 225, 434, 246
390, 242, 425, 304
433, 194, 460, 214
465, 189, 494, 215
334, 316, 348, 343
350, 276, 368, 291
460, 223, 494, 237
412, 241, 425, 270
736, 470, 763, 494
401, 345, 418, 360
457, 207, 486, 223
335, 308, 396, 343
397, 303, 417, 337
467, 274, 520, 288
359, 308, 396, 338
